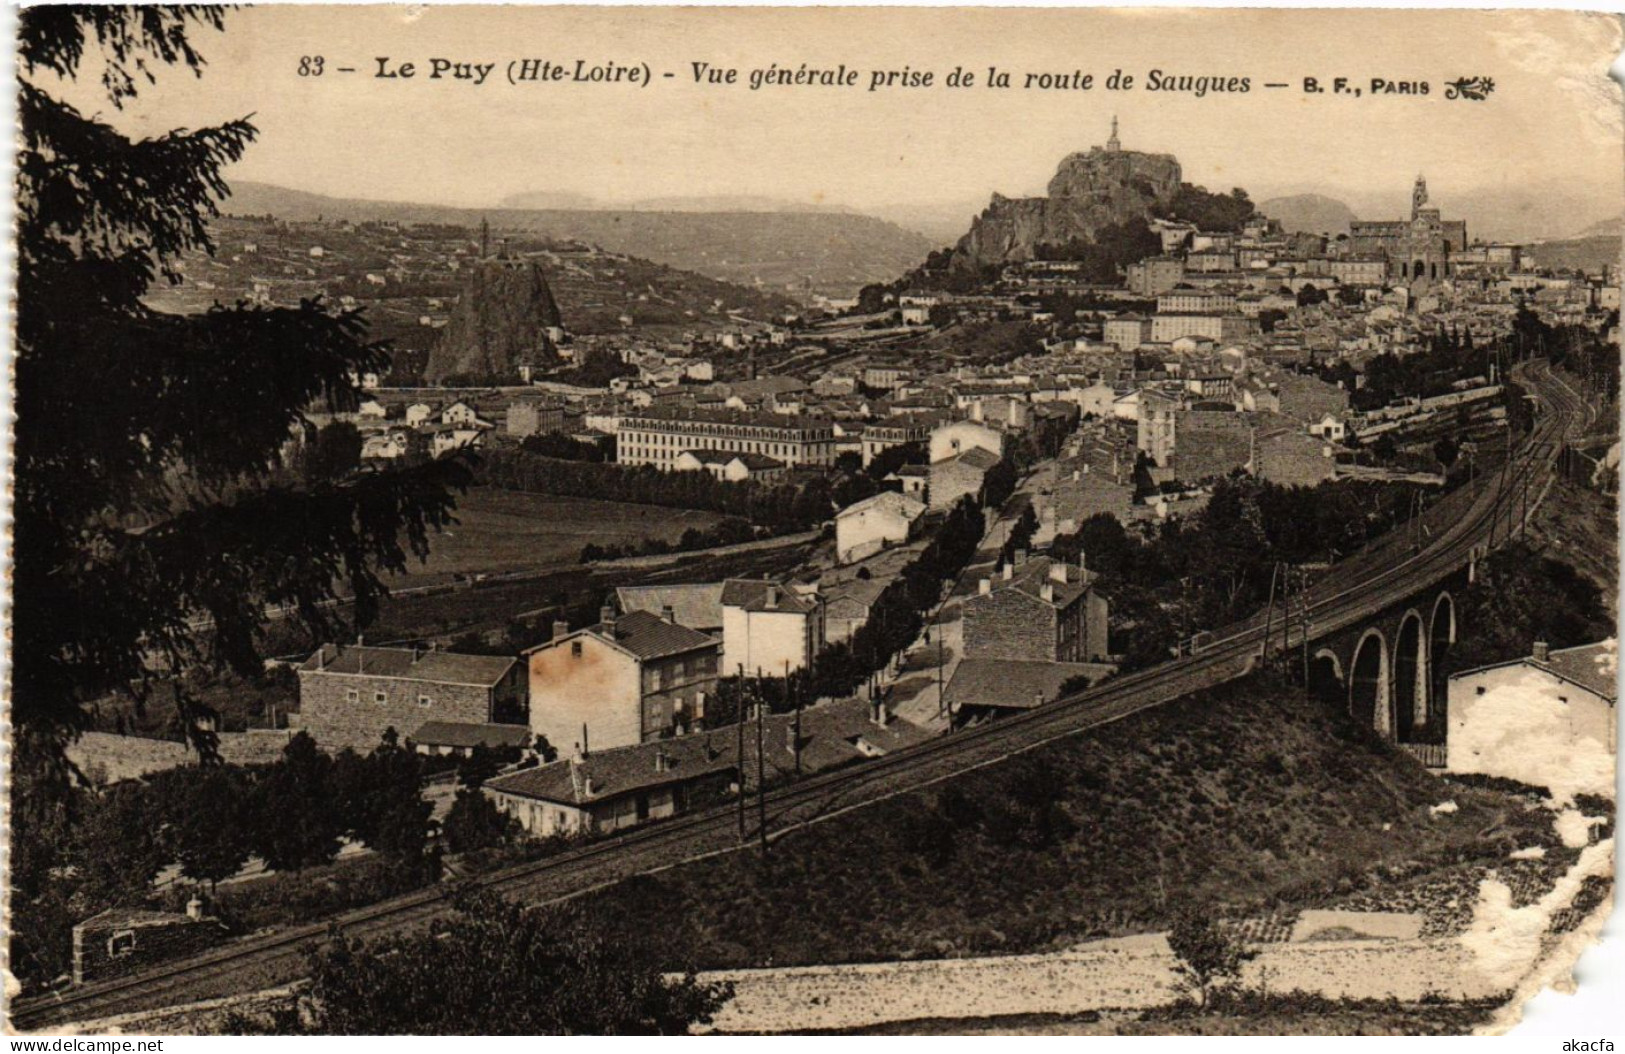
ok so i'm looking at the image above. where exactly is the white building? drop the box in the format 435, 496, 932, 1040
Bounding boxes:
720, 579, 825, 677
1445, 640, 1615, 799
929, 419, 1004, 465
834, 491, 927, 565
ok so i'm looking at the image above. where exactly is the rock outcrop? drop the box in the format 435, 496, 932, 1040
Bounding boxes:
950, 146, 1182, 270
426, 258, 563, 383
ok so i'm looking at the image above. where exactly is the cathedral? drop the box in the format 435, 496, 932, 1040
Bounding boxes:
1347, 175, 1469, 281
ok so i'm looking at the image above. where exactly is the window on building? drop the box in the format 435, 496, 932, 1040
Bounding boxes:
418, 694, 432, 707
571, 641, 583, 658
374, 691, 387, 705
108, 930, 137, 958
346, 688, 359, 704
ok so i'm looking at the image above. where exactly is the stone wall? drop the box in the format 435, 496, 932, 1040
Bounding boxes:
963, 587, 1060, 662
295, 670, 502, 754
1172, 411, 1252, 482
74, 916, 229, 987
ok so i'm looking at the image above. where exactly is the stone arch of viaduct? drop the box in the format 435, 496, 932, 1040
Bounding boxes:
1304, 572, 1464, 745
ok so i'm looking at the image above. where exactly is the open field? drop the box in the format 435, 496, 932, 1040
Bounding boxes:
578, 672, 1560, 972
395, 487, 727, 583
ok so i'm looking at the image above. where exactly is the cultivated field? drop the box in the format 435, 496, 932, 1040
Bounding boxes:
397, 487, 727, 582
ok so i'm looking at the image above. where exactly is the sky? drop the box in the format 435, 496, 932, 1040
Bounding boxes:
38, 5, 1625, 227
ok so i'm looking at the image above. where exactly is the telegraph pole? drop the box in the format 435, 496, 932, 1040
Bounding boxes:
736, 664, 747, 843
755, 680, 769, 863
1260, 562, 1280, 665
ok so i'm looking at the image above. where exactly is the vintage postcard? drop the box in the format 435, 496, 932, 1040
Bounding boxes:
6, 3, 1620, 1037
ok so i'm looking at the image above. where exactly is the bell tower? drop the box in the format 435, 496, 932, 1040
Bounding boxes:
1411, 173, 1429, 219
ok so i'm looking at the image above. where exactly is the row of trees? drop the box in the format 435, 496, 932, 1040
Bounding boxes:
1050, 476, 1446, 668
477, 448, 837, 528
718, 496, 987, 723
14, 730, 469, 989
580, 516, 764, 562
519, 431, 615, 463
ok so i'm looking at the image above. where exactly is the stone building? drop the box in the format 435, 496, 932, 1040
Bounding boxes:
524, 608, 721, 755
507, 398, 568, 438
1346, 175, 1469, 281
929, 446, 1002, 510
963, 555, 1110, 664
73, 902, 228, 986
296, 645, 525, 754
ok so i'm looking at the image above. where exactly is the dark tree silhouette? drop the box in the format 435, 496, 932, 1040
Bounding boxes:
288, 889, 733, 1034
14, 7, 472, 781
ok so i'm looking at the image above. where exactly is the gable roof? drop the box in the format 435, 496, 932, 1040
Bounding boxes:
1541, 642, 1617, 701
410, 721, 531, 751
301, 645, 516, 687
614, 582, 727, 630
945, 658, 1111, 712
721, 578, 820, 615
836, 490, 927, 522
485, 696, 932, 807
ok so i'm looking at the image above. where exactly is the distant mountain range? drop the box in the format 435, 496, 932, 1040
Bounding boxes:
221, 181, 932, 297
1258, 194, 1359, 236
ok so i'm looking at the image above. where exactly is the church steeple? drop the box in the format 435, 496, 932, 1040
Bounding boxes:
1411, 173, 1429, 218
1106, 115, 1121, 152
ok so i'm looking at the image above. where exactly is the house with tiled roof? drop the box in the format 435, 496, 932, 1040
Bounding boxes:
1445, 640, 1616, 792
296, 644, 525, 754
944, 657, 1116, 726
523, 608, 721, 756
612, 582, 727, 636
963, 554, 1111, 664
721, 579, 825, 676
484, 696, 932, 836
834, 490, 927, 565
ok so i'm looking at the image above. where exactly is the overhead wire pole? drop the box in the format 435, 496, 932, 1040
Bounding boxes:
755, 669, 769, 864
736, 664, 747, 843
1259, 562, 1280, 666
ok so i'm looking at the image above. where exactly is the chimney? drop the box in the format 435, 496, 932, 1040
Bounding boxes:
871, 699, 890, 727
661, 604, 676, 623
600, 604, 617, 637
1002, 563, 1014, 581
411, 642, 424, 663
765, 585, 779, 610
317, 645, 328, 671
1035, 691, 1045, 708
186, 896, 205, 922
654, 748, 670, 773
1040, 583, 1055, 603
553, 619, 570, 641
978, 578, 991, 595
1532, 640, 1550, 665
1050, 563, 1069, 584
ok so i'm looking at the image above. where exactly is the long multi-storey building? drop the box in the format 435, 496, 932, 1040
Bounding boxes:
618, 407, 837, 471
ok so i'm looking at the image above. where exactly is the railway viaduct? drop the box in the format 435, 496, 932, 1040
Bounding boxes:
1296, 550, 1496, 758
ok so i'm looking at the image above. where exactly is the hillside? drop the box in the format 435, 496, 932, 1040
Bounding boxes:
1521, 234, 1621, 274
580, 672, 1559, 971
949, 146, 1183, 270
1258, 194, 1358, 236
221, 182, 932, 297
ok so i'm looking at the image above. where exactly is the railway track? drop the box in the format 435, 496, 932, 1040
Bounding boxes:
11, 362, 1583, 1032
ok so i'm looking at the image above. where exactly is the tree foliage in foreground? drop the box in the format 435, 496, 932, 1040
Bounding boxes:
14, 6, 472, 781
283, 889, 732, 1034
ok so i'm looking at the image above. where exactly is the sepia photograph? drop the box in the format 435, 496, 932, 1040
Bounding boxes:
5, 2, 1621, 1037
